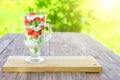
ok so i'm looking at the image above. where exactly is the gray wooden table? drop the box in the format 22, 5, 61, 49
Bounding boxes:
0, 32, 120, 80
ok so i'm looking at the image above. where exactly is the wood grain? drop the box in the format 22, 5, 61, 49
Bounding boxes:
2, 56, 102, 72
0, 34, 18, 55
0, 34, 28, 80
0, 32, 120, 80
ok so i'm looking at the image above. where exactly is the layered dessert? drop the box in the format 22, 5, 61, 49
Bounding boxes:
24, 12, 45, 49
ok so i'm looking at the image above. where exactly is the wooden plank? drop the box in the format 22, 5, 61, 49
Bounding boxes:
0, 34, 28, 80
0, 33, 20, 78
0, 34, 26, 61
2, 56, 102, 72
0, 34, 18, 54
49, 32, 86, 56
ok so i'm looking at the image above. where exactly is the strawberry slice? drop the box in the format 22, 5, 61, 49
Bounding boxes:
26, 28, 34, 35
28, 20, 33, 23
32, 31, 39, 38
29, 12, 36, 16
35, 17, 41, 22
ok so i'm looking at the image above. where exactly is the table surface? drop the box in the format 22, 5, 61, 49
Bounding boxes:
0, 32, 120, 80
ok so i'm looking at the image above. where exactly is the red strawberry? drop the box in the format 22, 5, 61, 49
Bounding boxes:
28, 20, 33, 23
35, 17, 41, 22
29, 12, 36, 16
32, 31, 39, 38
26, 28, 34, 35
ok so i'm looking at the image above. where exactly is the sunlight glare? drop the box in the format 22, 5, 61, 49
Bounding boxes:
99, 0, 116, 11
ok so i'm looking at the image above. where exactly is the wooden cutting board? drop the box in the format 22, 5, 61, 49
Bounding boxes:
2, 56, 102, 72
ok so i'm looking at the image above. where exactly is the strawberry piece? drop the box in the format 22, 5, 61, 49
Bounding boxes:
32, 31, 39, 38
26, 28, 41, 38
35, 17, 41, 22
26, 28, 34, 35
29, 12, 36, 16
28, 30, 34, 35
29, 20, 33, 23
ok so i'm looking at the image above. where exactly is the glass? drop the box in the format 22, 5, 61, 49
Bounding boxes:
23, 13, 52, 63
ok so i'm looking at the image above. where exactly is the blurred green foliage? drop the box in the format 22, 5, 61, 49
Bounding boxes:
0, 0, 120, 54
35, 0, 82, 32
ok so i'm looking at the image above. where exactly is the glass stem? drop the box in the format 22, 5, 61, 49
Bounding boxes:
29, 48, 40, 57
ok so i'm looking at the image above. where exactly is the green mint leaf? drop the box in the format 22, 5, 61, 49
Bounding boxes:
29, 7, 34, 12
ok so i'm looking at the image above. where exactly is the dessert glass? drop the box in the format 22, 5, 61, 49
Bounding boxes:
24, 13, 52, 63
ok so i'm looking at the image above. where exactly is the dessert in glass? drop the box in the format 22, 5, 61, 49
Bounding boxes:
24, 12, 52, 63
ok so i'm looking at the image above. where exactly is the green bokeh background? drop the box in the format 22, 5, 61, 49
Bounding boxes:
0, 0, 120, 55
